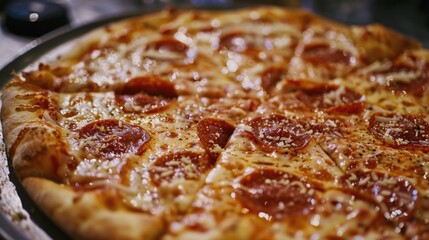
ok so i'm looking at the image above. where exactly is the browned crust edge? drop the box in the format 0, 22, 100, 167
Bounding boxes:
22, 177, 164, 240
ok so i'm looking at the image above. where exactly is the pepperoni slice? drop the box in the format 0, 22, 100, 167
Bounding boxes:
219, 32, 251, 52
341, 170, 420, 223
301, 42, 354, 66
260, 67, 287, 93
147, 38, 189, 54
371, 66, 428, 96
81, 45, 115, 62
115, 93, 170, 114
197, 118, 235, 162
283, 80, 364, 114
247, 114, 311, 152
368, 54, 429, 96
150, 152, 211, 186
120, 76, 177, 98
235, 169, 318, 220
78, 119, 151, 159
218, 32, 267, 53
144, 38, 194, 63
369, 113, 429, 150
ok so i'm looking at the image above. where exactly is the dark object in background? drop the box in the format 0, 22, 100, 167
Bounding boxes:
4, 0, 70, 37
0, 0, 11, 10
306, 0, 374, 25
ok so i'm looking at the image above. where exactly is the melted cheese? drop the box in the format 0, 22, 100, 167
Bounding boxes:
42, 111, 58, 125
372, 70, 420, 85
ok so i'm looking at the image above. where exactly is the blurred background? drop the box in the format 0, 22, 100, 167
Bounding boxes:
1, 0, 429, 68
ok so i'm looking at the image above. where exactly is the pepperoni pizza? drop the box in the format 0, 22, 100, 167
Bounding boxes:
2, 6, 429, 239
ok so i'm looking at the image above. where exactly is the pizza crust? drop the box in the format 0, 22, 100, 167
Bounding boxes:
1, 80, 74, 181
22, 177, 164, 240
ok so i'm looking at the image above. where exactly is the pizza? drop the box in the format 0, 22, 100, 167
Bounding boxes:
1, 6, 429, 239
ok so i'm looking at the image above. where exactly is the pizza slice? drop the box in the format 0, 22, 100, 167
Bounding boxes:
248, 78, 428, 238
318, 111, 429, 238
1, 78, 258, 239
354, 49, 429, 102
1, 80, 164, 239
286, 18, 420, 82
159, 7, 311, 96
